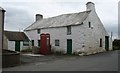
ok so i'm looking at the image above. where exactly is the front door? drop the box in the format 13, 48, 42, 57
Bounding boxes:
105, 36, 109, 51
15, 41, 20, 52
67, 39, 72, 54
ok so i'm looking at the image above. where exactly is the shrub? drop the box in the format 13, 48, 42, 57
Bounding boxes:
113, 39, 120, 50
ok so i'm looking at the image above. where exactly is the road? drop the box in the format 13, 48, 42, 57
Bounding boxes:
2, 50, 119, 71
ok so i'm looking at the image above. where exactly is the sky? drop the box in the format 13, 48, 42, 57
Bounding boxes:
0, 0, 119, 39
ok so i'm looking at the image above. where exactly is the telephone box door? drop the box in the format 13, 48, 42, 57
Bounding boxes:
40, 33, 50, 55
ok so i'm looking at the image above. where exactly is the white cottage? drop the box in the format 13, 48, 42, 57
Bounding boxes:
24, 2, 112, 54
3, 31, 30, 52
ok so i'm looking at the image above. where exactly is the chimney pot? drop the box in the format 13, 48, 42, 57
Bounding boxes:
86, 2, 95, 11
36, 14, 43, 21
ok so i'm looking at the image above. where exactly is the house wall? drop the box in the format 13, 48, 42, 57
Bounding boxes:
25, 14, 109, 54
40, 16, 107, 54
7, 40, 30, 51
8, 41, 15, 51
20, 42, 30, 51
24, 30, 40, 47
87, 8, 112, 51
3, 35, 8, 49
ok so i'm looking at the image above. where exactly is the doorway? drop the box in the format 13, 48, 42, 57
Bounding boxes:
67, 39, 72, 54
15, 41, 20, 52
105, 36, 109, 51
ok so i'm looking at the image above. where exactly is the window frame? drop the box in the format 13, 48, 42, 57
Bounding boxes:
100, 38, 102, 47
31, 40, 34, 46
23, 40, 29, 46
38, 40, 40, 47
89, 22, 91, 28
55, 39, 60, 46
67, 26, 71, 35
37, 29, 41, 34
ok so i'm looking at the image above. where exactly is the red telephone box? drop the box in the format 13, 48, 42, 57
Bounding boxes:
40, 33, 51, 55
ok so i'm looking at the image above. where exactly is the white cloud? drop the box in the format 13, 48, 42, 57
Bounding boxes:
0, 0, 119, 38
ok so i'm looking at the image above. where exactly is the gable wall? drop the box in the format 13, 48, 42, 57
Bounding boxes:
25, 30, 40, 47
87, 10, 112, 50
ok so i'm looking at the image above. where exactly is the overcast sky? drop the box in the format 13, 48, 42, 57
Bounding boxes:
0, 0, 119, 39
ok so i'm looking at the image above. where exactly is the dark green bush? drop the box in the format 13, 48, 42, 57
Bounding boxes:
113, 39, 120, 50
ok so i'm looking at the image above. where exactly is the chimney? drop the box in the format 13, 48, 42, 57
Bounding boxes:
36, 14, 43, 21
86, 2, 95, 11
0, 7, 5, 51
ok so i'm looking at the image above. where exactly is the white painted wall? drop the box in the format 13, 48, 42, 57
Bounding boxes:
8, 41, 15, 51
7, 40, 30, 51
20, 42, 30, 51
25, 17, 112, 54
24, 30, 40, 47
25, 17, 111, 54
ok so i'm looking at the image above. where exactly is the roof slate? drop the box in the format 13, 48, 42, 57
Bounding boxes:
4, 31, 29, 41
25, 10, 91, 31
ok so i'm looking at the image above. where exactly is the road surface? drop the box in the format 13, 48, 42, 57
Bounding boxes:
2, 50, 119, 71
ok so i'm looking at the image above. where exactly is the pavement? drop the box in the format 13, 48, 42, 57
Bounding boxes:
2, 50, 120, 71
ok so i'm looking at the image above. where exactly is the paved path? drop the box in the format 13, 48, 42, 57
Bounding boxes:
3, 50, 119, 71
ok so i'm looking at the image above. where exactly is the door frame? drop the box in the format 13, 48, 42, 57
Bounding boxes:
15, 41, 20, 52
105, 36, 109, 51
67, 39, 72, 54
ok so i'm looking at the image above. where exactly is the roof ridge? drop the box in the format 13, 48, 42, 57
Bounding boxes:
43, 10, 91, 19
24, 10, 91, 31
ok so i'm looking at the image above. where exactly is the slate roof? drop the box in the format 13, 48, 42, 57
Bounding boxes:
24, 10, 91, 31
4, 31, 29, 41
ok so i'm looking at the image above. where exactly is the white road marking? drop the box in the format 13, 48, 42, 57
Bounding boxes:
22, 54, 44, 57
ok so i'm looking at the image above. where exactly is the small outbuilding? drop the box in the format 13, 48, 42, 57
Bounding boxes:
3, 31, 30, 52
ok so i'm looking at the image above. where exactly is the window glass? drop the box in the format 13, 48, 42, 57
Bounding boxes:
55, 40, 60, 46
67, 26, 71, 35
38, 40, 40, 47
100, 39, 102, 47
37, 29, 40, 34
23, 41, 29, 46
31, 40, 34, 46
89, 22, 91, 28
